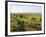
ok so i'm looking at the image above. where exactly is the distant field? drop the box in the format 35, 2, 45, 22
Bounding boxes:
10, 13, 42, 32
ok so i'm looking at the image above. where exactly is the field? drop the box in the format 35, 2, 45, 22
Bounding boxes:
10, 13, 42, 32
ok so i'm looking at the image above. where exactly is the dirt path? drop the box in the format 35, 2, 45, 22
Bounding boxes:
25, 26, 40, 31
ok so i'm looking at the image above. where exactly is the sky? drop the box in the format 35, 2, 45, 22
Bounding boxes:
10, 4, 42, 13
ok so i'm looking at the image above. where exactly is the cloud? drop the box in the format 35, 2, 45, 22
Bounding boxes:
10, 4, 42, 13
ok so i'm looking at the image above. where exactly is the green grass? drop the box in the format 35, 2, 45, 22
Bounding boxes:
10, 13, 42, 32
